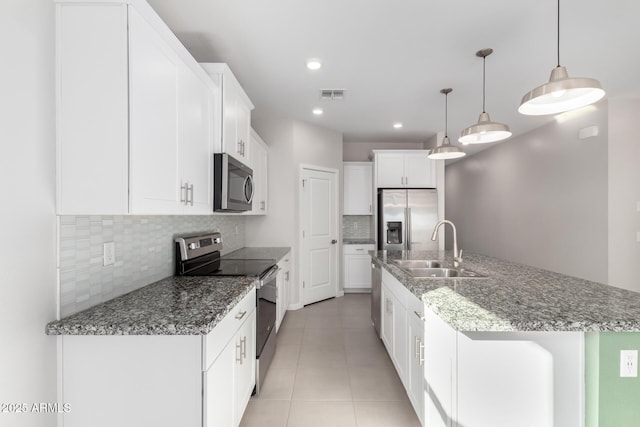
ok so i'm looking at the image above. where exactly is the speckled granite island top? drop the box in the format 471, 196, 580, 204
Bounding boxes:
371, 250, 640, 332
223, 247, 290, 262
46, 276, 256, 336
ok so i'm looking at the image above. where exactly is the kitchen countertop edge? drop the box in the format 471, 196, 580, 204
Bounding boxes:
371, 250, 640, 333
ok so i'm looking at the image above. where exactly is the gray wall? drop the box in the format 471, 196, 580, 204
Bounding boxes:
58, 215, 246, 317
0, 0, 58, 424
248, 114, 344, 306
445, 103, 608, 284
608, 98, 640, 292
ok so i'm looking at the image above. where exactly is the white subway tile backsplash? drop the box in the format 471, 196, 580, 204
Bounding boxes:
342, 215, 374, 239
58, 214, 246, 317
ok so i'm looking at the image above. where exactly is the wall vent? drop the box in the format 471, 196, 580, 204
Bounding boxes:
320, 89, 345, 100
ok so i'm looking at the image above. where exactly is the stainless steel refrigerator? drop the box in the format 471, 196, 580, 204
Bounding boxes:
377, 189, 439, 251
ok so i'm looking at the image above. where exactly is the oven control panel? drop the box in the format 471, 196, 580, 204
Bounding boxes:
175, 232, 223, 261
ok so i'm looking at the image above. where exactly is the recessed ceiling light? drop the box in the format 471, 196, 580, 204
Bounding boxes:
306, 59, 322, 70
312, 108, 323, 115
393, 123, 403, 129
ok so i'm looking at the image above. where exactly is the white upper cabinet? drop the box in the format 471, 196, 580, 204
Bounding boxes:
375, 151, 436, 188
201, 63, 255, 167
247, 129, 268, 215
56, 0, 217, 215
343, 162, 373, 215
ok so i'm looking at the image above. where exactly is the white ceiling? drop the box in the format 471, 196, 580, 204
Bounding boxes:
148, 0, 640, 156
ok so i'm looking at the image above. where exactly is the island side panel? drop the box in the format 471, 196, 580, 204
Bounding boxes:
456, 331, 584, 427
61, 335, 202, 427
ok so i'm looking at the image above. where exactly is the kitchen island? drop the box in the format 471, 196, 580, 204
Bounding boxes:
371, 250, 640, 427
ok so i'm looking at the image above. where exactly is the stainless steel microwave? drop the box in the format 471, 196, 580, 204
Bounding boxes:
214, 153, 254, 212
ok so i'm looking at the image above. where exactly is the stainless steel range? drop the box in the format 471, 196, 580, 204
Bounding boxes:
175, 232, 278, 395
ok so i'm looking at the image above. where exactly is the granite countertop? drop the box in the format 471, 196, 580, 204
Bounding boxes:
371, 250, 640, 333
223, 247, 291, 262
46, 276, 256, 336
343, 238, 376, 245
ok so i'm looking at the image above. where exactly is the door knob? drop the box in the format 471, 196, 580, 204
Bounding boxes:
331, 239, 337, 244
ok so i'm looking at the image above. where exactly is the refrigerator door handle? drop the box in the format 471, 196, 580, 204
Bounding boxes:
406, 207, 412, 250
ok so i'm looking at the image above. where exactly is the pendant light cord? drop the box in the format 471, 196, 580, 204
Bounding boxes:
482, 55, 486, 113
557, 0, 561, 67
444, 92, 448, 137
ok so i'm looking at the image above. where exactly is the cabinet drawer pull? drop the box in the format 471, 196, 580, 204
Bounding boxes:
419, 341, 425, 366
180, 182, 188, 204
235, 341, 242, 363
235, 310, 247, 320
187, 184, 194, 206
414, 311, 424, 321
240, 336, 247, 361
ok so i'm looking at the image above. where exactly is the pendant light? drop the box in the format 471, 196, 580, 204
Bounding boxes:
518, 0, 605, 116
459, 48, 512, 144
428, 88, 466, 160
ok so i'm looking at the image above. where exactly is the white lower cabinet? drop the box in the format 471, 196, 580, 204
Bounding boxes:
205, 308, 256, 427
60, 289, 256, 427
380, 269, 420, 417
407, 297, 425, 426
276, 252, 291, 332
343, 244, 375, 290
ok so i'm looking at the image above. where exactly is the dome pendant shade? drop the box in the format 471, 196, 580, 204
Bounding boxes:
428, 136, 466, 160
518, 66, 605, 116
459, 112, 512, 144
459, 48, 511, 145
428, 88, 466, 160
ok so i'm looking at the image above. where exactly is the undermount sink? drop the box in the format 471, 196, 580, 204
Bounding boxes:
399, 265, 486, 279
392, 259, 443, 269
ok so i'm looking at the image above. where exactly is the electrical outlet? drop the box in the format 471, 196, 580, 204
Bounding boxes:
620, 350, 638, 377
103, 242, 115, 266
354, 222, 358, 230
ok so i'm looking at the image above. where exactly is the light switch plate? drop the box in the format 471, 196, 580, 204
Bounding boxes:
620, 350, 638, 377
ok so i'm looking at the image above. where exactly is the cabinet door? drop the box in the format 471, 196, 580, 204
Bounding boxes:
128, 8, 181, 214
381, 285, 394, 353
376, 153, 405, 188
248, 131, 268, 215
392, 296, 408, 387
408, 312, 425, 425
56, 3, 129, 214
222, 78, 239, 160
424, 307, 457, 427
236, 100, 251, 164
177, 63, 214, 213
234, 309, 256, 425
276, 269, 285, 332
344, 254, 373, 289
205, 339, 235, 427
404, 153, 436, 188
343, 163, 373, 214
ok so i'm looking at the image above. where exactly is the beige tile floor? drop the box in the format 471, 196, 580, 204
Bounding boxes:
240, 294, 421, 427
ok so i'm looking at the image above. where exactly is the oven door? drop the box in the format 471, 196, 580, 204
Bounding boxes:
255, 265, 278, 395
214, 153, 254, 212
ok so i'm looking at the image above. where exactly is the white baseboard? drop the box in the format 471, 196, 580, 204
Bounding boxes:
287, 303, 304, 310
344, 288, 372, 294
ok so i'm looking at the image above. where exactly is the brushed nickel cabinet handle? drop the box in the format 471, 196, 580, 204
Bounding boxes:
235, 310, 247, 320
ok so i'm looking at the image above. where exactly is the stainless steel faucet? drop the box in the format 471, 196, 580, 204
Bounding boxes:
431, 220, 462, 268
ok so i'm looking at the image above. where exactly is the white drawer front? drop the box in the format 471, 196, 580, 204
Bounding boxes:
343, 244, 375, 255
203, 287, 256, 371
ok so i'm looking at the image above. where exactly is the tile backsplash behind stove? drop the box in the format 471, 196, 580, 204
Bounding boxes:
58, 215, 246, 317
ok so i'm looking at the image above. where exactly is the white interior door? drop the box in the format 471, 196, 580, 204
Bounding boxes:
301, 166, 338, 305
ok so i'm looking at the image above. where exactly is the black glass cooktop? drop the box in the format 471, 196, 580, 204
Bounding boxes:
187, 258, 276, 277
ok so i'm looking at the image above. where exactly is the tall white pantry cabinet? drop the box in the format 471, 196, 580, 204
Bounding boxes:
56, 0, 217, 215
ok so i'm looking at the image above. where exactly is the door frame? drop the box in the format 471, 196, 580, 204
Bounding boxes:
298, 164, 340, 306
